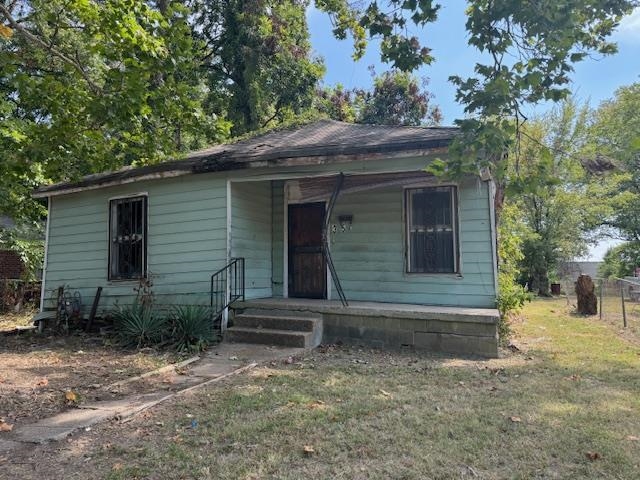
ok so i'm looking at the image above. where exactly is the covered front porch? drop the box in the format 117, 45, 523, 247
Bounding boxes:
226, 166, 499, 357
228, 169, 498, 308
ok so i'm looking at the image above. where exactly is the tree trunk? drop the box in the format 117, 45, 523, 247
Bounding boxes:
575, 274, 598, 315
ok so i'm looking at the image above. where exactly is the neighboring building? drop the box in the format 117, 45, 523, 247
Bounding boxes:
0, 250, 24, 280
558, 261, 603, 281
34, 120, 500, 356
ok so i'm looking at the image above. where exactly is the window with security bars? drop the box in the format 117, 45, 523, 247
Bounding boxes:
109, 196, 147, 280
406, 186, 458, 273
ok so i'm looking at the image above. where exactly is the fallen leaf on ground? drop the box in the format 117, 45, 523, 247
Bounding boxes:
586, 451, 601, 461
0, 421, 13, 432
303, 445, 315, 456
625, 435, 639, 441
307, 400, 326, 410
509, 416, 522, 423
35, 377, 49, 387
65, 390, 78, 403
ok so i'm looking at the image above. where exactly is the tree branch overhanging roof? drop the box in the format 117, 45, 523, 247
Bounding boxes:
33, 119, 459, 197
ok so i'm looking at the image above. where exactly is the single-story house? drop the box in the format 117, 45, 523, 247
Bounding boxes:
34, 120, 500, 356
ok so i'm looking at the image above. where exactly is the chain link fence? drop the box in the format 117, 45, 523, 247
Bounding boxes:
559, 276, 640, 336
598, 277, 640, 335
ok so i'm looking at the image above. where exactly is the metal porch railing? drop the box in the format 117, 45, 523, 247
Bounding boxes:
210, 257, 245, 334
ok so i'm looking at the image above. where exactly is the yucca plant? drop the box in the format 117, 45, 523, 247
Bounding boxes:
112, 301, 167, 348
169, 304, 215, 353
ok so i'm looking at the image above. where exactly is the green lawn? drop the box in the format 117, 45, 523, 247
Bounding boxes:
5, 299, 640, 479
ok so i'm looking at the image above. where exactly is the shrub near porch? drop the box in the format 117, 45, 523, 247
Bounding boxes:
5, 298, 640, 479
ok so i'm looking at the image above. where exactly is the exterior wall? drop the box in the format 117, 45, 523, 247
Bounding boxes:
327, 178, 496, 307
0, 250, 24, 280
44, 173, 227, 314
42, 152, 497, 316
230, 181, 272, 299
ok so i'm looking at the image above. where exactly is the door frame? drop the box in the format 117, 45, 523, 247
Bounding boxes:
283, 181, 331, 300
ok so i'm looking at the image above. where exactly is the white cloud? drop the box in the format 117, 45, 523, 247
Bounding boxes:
615, 7, 640, 42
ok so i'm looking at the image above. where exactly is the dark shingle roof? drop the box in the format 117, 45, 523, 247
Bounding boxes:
34, 119, 458, 196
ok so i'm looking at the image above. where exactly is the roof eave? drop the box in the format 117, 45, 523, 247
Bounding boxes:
33, 143, 454, 198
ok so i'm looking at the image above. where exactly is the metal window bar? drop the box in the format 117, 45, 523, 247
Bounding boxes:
110, 197, 146, 280
210, 257, 245, 334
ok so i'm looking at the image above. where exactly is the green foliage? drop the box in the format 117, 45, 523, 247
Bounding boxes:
315, 0, 438, 70
1, 0, 228, 226
599, 242, 640, 278
507, 100, 601, 295
317, 71, 441, 126
112, 301, 168, 349
0, 221, 44, 281
444, 0, 636, 179
191, 0, 325, 135
496, 202, 532, 330
169, 304, 215, 353
585, 83, 640, 241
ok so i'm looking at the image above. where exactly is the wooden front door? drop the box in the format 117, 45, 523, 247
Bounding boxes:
288, 202, 326, 298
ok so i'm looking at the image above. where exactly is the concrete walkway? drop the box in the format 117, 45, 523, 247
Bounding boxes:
1, 343, 304, 451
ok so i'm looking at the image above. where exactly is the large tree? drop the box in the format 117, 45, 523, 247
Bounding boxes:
586, 83, 640, 241
507, 100, 601, 295
189, 0, 325, 135
317, 70, 441, 126
0, 0, 228, 224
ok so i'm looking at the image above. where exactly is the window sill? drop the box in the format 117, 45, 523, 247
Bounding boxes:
107, 277, 147, 284
404, 272, 463, 279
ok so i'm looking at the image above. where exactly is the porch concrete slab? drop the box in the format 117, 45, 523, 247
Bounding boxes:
235, 298, 499, 324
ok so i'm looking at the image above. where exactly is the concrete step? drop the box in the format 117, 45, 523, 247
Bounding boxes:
233, 314, 317, 332
226, 327, 313, 348
238, 308, 322, 320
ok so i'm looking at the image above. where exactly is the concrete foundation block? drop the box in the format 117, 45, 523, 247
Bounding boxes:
414, 331, 498, 358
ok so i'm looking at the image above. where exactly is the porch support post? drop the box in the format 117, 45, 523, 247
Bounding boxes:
323, 173, 348, 307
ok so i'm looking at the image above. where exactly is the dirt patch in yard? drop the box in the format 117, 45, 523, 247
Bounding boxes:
0, 330, 177, 426
3, 299, 640, 479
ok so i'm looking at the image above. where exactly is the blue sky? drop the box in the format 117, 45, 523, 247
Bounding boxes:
307, 5, 640, 123
307, 6, 640, 260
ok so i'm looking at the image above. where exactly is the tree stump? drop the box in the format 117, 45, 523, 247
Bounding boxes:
575, 274, 598, 315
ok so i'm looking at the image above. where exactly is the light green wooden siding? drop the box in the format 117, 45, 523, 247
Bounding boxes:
44, 174, 227, 314
230, 181, 272, 299
327, 178, 496, 307
271, 180, 285, 297
42, 152, 497, 314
